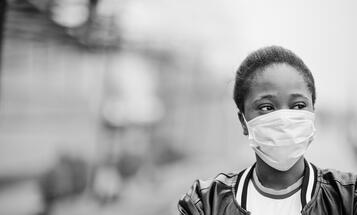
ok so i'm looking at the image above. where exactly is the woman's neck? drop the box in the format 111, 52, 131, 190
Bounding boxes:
254, 155, 305, 190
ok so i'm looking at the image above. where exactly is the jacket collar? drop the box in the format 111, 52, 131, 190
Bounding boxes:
235, 159, 317, 210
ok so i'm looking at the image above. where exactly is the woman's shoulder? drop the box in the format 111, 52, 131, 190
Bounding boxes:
317, 167, 357, 186
181, 172, 244, 201
188, 172, 240, 195
178, 172, 241, 214
314, 166, 357, 209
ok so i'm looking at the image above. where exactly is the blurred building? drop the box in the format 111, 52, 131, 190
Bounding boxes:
0, 1, 122, 214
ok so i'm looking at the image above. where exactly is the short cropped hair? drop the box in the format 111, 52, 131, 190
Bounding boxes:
233, 46, 316, 113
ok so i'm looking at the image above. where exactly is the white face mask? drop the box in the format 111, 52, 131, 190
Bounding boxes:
243, 109, 316, 171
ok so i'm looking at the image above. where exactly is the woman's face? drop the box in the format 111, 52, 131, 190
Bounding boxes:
240, 63, 314, 131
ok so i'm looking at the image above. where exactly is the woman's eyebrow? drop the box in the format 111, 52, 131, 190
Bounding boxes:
255, 94, 275, 100
252, 94, 275, 105
290, 93, 309, 100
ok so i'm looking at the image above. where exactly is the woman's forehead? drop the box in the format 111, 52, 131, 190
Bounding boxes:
248, 64, 311, 98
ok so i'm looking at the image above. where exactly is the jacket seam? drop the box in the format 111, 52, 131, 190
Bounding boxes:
199, 187, 210, 192
217, 172, 236, 178
194, 198, 201, 206
187, 193, 202, 206
319, 180, 355, 186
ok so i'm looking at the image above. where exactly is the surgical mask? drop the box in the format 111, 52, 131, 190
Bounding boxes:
243, 109, 316, 171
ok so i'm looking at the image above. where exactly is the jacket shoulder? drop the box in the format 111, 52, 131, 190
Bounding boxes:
315, 167, 357, 214
183, 172, 238, 202
177, 173, 239, 215
319, 168, 357, 186
199, 173, 239, 190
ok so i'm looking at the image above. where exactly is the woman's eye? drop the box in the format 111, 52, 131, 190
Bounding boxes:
259, 105, 274, 111
292, 103, 306, 109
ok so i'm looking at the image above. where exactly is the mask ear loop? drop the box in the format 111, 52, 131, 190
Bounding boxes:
241, 112, 248, 124
239, 110, 251, 137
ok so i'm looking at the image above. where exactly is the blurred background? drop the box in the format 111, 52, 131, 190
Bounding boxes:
1, 0, 357, 214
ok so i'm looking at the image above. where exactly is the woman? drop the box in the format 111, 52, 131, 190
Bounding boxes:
177, 46, 357, 215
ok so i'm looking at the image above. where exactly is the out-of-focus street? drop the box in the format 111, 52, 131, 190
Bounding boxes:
1, 1, 357, 215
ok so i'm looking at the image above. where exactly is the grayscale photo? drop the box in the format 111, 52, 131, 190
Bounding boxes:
0, 1, 357, 215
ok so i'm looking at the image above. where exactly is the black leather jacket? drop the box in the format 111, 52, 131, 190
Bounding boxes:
178, 161, 357, 215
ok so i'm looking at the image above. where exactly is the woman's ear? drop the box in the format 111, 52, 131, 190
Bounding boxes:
238, 112, 249, 136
